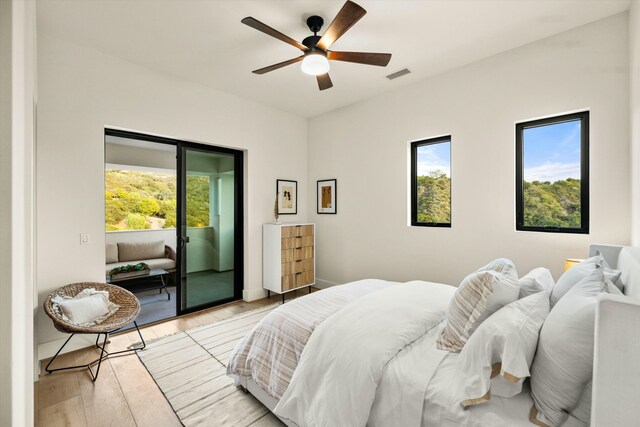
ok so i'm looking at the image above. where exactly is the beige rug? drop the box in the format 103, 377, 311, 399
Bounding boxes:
137, 304, 283, 427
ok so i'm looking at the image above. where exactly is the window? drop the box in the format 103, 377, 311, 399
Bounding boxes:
516, 111, 589, 233
410, 136, 452, 227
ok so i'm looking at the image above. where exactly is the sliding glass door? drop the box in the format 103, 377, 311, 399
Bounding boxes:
178, 145, 243, 314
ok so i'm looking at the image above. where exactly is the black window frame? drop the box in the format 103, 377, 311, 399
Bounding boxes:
410, 136, 452, 228
515, 111, 589, 234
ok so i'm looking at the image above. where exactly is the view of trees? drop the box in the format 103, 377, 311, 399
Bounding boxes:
523, 178, 581, 228
416, 171, 451, 224
416, 171, 581, 228
105, 169, 210, 231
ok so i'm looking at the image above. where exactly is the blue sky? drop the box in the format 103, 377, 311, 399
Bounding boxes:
523, 120, 581, 182
417, 141, 451, 177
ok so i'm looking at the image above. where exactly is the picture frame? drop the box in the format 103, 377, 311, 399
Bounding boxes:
317, 179, 337, 214
276, 179, 297, 215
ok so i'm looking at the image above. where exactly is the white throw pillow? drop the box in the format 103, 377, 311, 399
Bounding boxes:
529, 267, 609, 427
437, 258, 520, 352
457, 291, 550, 407
519, 268, 554, 299
551, 255, 620, 307
57, 292, 110, 325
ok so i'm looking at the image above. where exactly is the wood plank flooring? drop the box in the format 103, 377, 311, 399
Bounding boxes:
35, 290, 312, 427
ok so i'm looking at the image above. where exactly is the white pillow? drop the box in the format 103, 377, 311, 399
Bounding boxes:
57, 292, 110, 325
529, 267, 609, 427
550, 255, 620, 307
457, 291, 549, 407
519, 268, 554, 299
437, 258, 519, 352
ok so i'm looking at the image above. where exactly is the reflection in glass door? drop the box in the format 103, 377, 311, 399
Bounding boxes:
178, 146, 243, 314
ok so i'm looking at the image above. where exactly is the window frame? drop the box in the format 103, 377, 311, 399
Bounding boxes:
515, 111, 590, 234
410, 135, 452, 228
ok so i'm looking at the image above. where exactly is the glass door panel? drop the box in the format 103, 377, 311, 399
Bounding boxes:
179, 147, 239, 312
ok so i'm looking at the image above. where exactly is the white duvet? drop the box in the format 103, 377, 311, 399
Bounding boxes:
274, 281, 456, 427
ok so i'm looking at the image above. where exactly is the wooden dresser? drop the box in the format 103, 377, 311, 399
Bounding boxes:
263, 223, 315, 300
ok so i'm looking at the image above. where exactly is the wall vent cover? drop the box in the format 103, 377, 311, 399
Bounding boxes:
386, 68, 411, 80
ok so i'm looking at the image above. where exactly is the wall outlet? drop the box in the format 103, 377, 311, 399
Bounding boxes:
80, 233, 90, 245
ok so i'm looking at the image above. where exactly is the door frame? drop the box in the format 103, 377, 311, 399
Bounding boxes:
104, 128, 244, 317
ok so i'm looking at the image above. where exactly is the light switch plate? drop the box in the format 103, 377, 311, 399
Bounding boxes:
80, 233, 90, 245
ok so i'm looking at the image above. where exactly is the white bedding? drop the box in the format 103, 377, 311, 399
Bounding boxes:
274, 281, 456, 427
421, 352, 533, 427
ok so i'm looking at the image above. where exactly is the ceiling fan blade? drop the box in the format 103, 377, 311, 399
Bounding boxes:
327, 51, 392, 67
252, 56, 304, 74
241, 17, 308, 51
316, 1, 366, 51
317, 73, 333, 91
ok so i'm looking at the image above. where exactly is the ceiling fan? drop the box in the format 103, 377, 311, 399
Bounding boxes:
241, 0, 392, 91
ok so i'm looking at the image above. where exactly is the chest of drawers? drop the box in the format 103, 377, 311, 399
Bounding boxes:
263, 223, 315, 296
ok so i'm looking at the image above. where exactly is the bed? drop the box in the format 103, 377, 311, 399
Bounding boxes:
227, 244, 640, 427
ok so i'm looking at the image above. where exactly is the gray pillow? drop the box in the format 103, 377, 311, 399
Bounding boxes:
105, 243, 118, 264
550, 255, 620, 307
519, 267, 554, 299
530, 267, 608, 427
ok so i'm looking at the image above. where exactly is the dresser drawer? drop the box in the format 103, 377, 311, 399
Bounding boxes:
294, 246, 314, 261
281, 235, 313, 250
281, 274, 297, 291
296, 225, 314, 237
295, 269, 314, 287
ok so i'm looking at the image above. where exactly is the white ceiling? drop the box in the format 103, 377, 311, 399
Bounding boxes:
37, 0, 630, 117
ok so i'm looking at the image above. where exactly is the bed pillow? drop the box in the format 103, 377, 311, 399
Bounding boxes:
519, 268, 554, 299
437, 258, 519, 352
529, 267, 609, 427
550, 255, 620, 307
458, 291, 549, 407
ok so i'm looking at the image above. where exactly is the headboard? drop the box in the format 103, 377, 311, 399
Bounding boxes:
587, 244, 640, 426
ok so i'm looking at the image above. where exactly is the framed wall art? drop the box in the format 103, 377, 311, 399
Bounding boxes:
317, 179, 337, 214
277, 179, 297, 215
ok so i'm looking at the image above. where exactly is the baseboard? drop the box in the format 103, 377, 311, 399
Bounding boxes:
243, 287, 268, 302
314, 278, 341, 289
38, 334, 100, 361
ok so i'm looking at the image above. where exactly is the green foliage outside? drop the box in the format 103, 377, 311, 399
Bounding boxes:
416, 171, 451, 224
105, 169, 210, 231
416, 172, 581, 229
523, 178, 581, 228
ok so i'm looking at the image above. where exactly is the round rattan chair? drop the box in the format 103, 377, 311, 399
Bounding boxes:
43, 282, 146, 381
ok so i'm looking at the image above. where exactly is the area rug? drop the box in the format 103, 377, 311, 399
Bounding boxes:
137, 304, 283, 427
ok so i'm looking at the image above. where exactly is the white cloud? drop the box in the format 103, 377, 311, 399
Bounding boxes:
524, 161, 580, 182
417, 146, 450, 177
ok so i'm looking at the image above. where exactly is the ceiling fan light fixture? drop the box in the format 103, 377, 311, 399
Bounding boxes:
301, 52, 330, 76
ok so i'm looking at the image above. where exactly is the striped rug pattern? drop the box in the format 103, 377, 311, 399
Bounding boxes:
137, 305, 283, 427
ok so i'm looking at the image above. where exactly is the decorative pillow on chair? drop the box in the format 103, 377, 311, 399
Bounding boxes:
519, 268, 554, 299
52, 288, 119, 326
457, 291, 549, 407
437, 258, 519, 352
529, 267, 609, 427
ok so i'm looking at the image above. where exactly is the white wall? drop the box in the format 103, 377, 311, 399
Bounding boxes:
0, 0, 36, 425
308, 14, 630, 288
36, 34, 308, 358
631, 1, 640, 245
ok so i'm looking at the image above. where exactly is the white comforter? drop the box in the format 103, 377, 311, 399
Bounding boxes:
274, 281, 456, 427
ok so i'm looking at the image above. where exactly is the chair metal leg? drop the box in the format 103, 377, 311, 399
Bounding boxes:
45, 322, 146, 381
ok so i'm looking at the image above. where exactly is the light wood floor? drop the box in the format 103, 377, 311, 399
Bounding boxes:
35, 290, 311, 427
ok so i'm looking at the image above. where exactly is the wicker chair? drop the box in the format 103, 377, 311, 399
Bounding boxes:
43, 282, 146, 381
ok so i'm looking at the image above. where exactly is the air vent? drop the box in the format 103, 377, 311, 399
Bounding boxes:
386, 68, 411, 80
